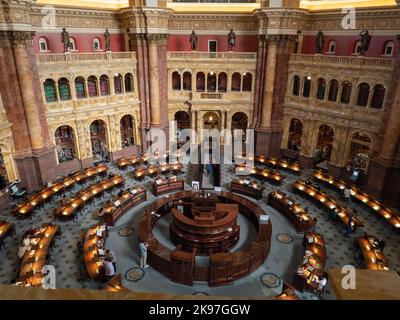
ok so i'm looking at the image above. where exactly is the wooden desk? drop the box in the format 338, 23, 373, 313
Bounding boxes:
236, 155, 301, 174
100, 186, 147, 226
313, 171, 400, 230
231, 179, 264, 200
292, 180, 363, 228
355, 235, 389, 271
138, 191, 272, 286
56, 175, 125, 219
13, 165, 108, 218
268, 191, 316, 233
153, 177, 184, 196
17, 223, 60, 286
273, 282, 300, 300
116, 155, 147, 169
84, 224, 108, 279
133, 163, 183, 180
293, 232, 326, 293
0, 221, 15, 247
103, 274, 128, 292
235, 164, 285, 185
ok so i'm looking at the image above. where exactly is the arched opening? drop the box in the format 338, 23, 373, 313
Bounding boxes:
242, 73, 252, 92
43, 79, 57, 102
87, 75, 98, 97
39, 37, 49, 52
287, 118, 303, 152
55, 125, 77, 163
0, 147, 8, 189
231, 72, 241, 91
340, 81, 352, 104
124, 73, 134, 93
203, 111, 220, 131
218, 72, 227, 92
371, 84, 386, 109
293, 75, 300, 96
231, 112, 248, 143
196, 72, 205, 92
120, 115, 135, 148
93, 38, 101, 51
328, 79, 339, 102
315, 124, 334, 164
69, 37, 76, 51
303, 76, 312, 97
328, 40, 336, 54
382, 41, 394, 56
316, 78, 326, 100
58, 78, 71, 101
348, 132, 372, 173
99, 75, 110, 96
182, 72, 192, 91
357, 82, 370, 107
90, 120, 109, 162
75, 77, 86, 99
114, 73, 123, 94
174, 111, 190, 131
172, 71, 181, 90
207, 72, 217, 92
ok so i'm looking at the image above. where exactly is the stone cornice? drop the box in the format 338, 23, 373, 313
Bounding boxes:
0, 30, 35, 48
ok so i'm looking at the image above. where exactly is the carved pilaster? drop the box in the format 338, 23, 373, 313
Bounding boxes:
146, 33, 169, 46
0, 31, 34, 48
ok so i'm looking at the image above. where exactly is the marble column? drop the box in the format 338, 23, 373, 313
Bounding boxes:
147, 35, 162, 127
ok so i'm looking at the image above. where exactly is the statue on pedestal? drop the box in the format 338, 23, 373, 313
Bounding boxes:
104, 29, 111, 51
359, 30, 372, 55
61, 28, 70, 53
228, 29, 236, 51
315, 30, 324, 54
190, 30, 198, 51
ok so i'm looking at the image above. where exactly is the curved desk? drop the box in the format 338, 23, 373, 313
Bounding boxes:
55, 175, 125, 220
355, 235, 389, 271
236, 155, 301, 174
0, 220, 15, 248
138, 191, 272, 286
313, 171, 400, 230
292, 181, 363, 228
133, 163, 183, 180
231, 178, 264, 200
84, 224, 108, 279
235, 164, 285, 185
14, 165, 108, 218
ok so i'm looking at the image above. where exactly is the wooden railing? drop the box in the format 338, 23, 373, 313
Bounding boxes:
168, 51, 257, 61
200, 93, 222, 99
290, 54, 395, 69
37, 51, 136, 64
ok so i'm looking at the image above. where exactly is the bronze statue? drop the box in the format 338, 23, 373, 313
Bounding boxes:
104, 29, 111, 51
228, 29, 236, 51
190, 30, 198, 51
359, 30, 372, 55
315, 30, 324, 54
61, 27, 70, 52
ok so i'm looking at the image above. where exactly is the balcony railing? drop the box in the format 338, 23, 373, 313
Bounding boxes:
37, 52, 136, 64
168, 51, 257, 61
290, 54, 395, 69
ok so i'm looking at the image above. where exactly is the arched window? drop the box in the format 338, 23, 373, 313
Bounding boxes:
328, 40, 336, 54
93, 38, 101, 51
371, 84, 386, 109
231, 72, 241, 91
231, 112, 248, 142
99, 75, 109, 96
383, 41, 394, 56
87, 75, 98, 97
348, 131, 372, 173
196, 72, 205, 92
218, 73, 227, 92
39, 37, 49, 52
90, 120, 108, 161
124, 73, 134, 92
182, 72, 192, 91
340, 81, 352, 104
328, 79, 339, 102
114, 73, 123, 94
172, 71, 181, 90
43, 79, 57, 102
316, 78, 326, 100
357, 82, 370, 107
303, 76, 311, 97
55, 126, 77, 163
174, 111, 191, 131
75, 77, 86, 99
242, 73, 252, 92
354, 41, 362, 55
207, 72, 216, 92
315, 125, 334, 163
287, 118, 303, 151
292, 75, 300, 96
69, 37, 76, 51
120, 115, 135, 148
58, 78, 71, 101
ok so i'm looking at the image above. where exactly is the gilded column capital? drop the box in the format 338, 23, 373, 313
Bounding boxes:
0, 30, 34, 48
146, 33, 169, 46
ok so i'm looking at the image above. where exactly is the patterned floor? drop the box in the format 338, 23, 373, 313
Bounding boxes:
0, 160, 399, 300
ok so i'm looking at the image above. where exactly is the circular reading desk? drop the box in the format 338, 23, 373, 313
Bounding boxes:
138, 191, 272, 286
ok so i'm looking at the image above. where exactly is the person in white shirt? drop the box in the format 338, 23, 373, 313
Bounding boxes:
343, 188, 351, 201
317, 272, 328, 291
103, 257, 115, 281
139, 241, 149, 268
105, 249, 117, 271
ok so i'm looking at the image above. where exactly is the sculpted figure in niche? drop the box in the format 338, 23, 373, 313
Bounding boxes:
190, 30, 198, 51
315, 30, 324, 54
61, 28, 71, 52
228, 29, 236, 51
359, 30, 372, 55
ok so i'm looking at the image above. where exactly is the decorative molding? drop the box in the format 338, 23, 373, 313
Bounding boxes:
0, 30, 35, 48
